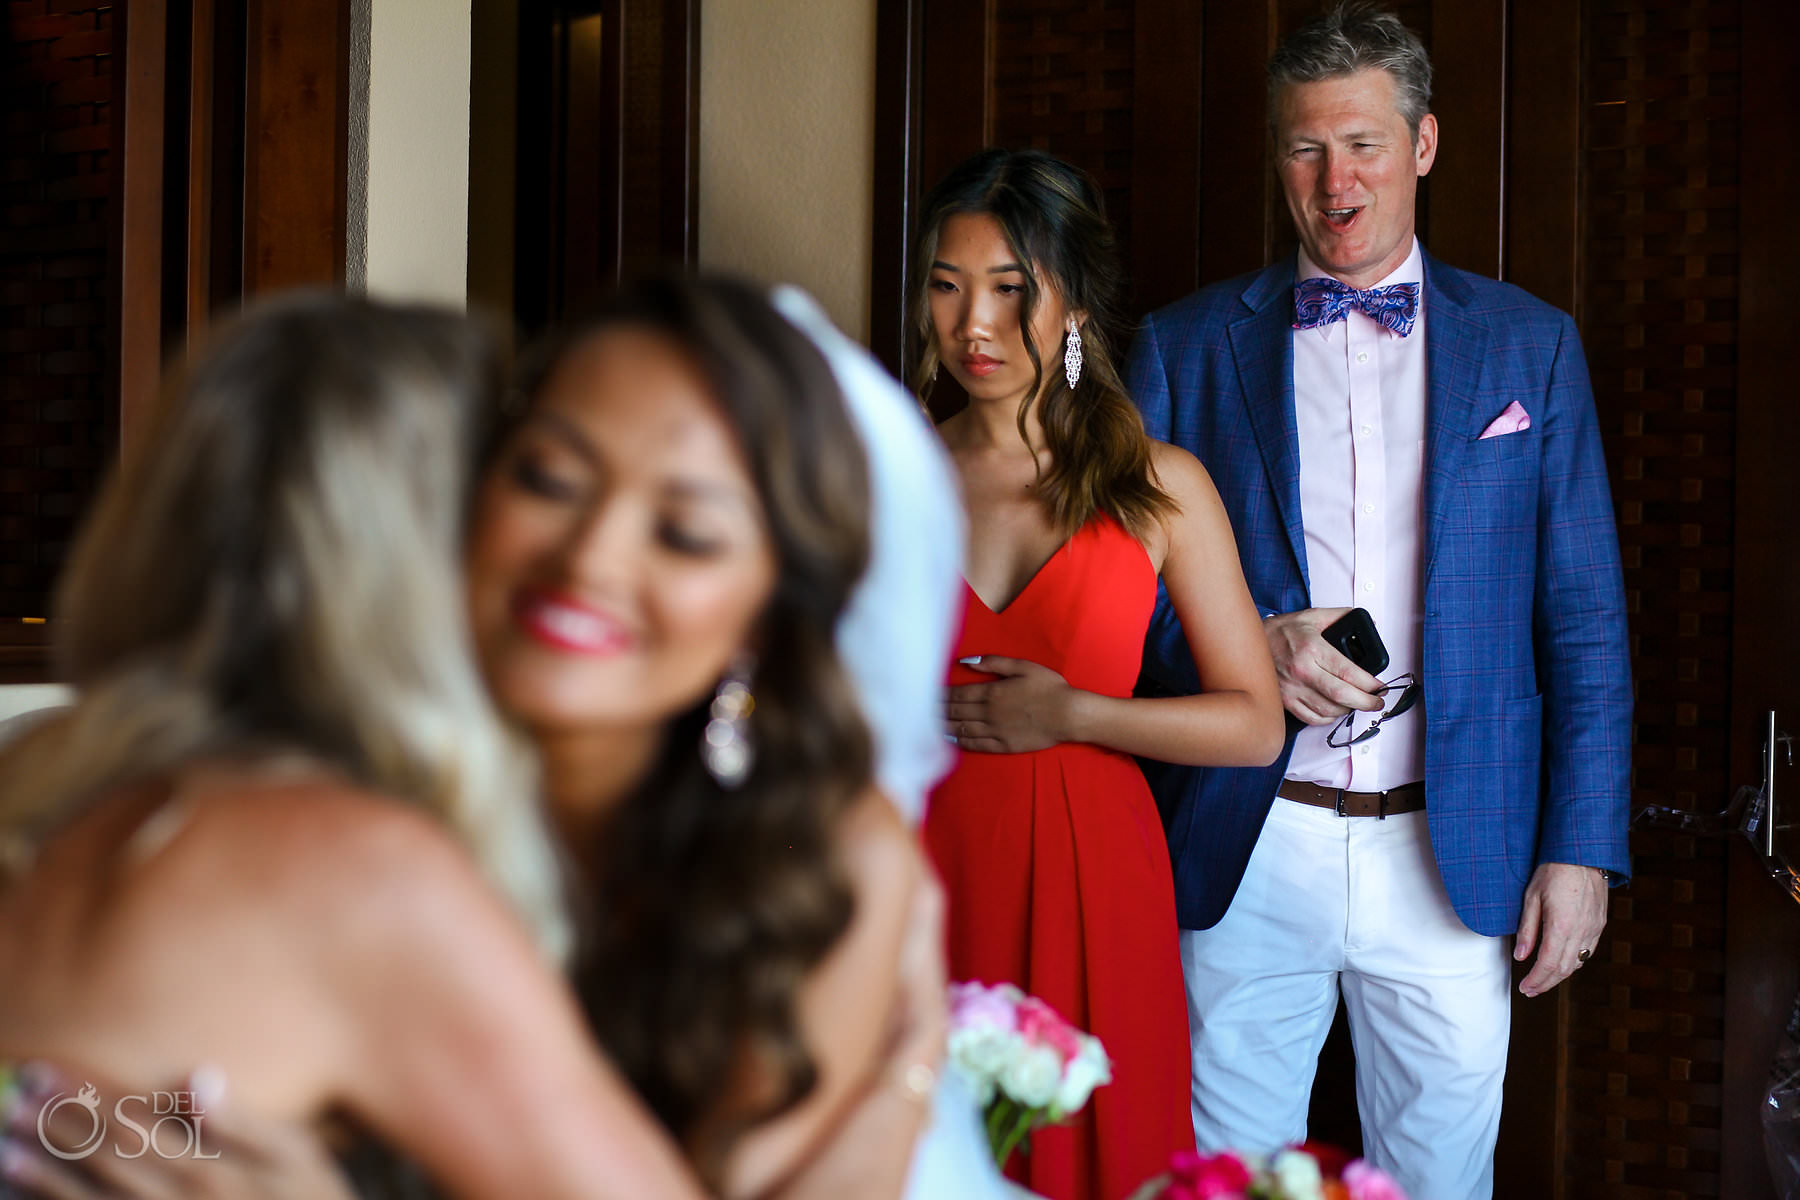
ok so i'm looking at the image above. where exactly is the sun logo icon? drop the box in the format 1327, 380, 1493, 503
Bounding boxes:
38, 1080, 108, 1161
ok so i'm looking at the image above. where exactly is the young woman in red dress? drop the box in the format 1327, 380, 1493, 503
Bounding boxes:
915, 149, 1286, 1200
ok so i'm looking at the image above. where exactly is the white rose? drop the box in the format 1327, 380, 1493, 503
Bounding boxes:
1268, 1149, 1325, 1200
949, 1025, 1013, 1088
999, 1042, 1064, 1109
1051, 1038, 1112, 1114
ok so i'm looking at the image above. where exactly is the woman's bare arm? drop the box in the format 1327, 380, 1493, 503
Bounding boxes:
713, 791, 922, 1200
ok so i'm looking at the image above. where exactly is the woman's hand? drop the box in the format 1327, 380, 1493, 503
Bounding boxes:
945, 655, 1078, 753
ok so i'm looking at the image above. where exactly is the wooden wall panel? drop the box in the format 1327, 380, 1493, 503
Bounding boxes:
511, 0, 699, 336
1, 0, 120, 620
1721, 0, 1800, 1191
242, 0, 347, 294
1425, 0, 1504, 278
1572, 2, 1744, 1195
1195, 0, 1272, 287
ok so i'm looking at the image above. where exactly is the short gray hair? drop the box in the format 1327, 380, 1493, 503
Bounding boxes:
1268, 2, 1434, 141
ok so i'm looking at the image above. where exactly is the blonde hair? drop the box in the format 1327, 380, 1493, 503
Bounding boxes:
0, 293, 571, 962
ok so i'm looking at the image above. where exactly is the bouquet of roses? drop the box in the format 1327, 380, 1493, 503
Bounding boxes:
945, 981, 1112, 1170
1126, 1144, 1406, 1200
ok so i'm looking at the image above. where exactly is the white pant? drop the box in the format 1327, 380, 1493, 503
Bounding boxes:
1179, 799, 1512, 1200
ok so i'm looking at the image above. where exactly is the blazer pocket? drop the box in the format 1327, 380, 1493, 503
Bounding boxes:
1469, 424, 1537, 465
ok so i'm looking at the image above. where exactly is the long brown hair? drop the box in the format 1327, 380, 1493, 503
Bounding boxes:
491, 275, 874, 1183
910, 147, 1177, 539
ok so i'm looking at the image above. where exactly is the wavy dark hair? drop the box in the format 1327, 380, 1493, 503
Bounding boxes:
487, 274, 874, 1184
909, 147, 1177, 539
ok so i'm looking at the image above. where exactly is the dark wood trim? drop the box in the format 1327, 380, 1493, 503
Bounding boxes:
118, 0, 167, 454
242, 0, 350, 295
185, 0, 217, 340
1127, 0, 1202, 314
871, 0, 924, 377
1196, 0, 1275, 284
1502, 0, 1580, 314
660, 0, 700, 264
917, 0, 993, 215
1721, 0, 1800, 1194
1425, 0, 1506, 279
0, 625, 55, 685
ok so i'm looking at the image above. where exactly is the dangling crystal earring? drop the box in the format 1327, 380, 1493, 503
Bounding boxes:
1063, 318, 1083, 391
701, 657, 756, 788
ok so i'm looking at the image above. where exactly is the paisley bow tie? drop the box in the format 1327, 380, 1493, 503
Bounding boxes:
1292, 278, 1420, 337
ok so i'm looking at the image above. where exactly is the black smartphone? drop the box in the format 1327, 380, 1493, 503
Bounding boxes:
1283, 608, 1389, 735
1320, 607, 1389, 676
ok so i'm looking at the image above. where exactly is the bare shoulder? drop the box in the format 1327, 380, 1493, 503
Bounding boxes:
834, 788, 921, 907
167, 766, 485, 919
1146, 439, 1220, 502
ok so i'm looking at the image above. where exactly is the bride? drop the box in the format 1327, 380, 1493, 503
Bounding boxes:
4, 281, 1009, 1199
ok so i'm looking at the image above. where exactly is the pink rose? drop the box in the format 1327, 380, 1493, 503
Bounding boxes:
949, 981, 1020, 1033
1342, 1160, 1407, 1200
1016, 996, 1084, 1062
1169, 1151, 1254, 1199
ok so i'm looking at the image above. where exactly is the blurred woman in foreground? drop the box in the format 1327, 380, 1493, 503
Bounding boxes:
0, 294, 940, 1200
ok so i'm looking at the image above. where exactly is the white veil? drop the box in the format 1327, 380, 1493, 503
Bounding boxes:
771, 288, 1009, 1200
769, 286, 965, 825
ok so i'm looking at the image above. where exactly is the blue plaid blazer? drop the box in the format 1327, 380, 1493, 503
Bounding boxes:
1125, 251, 1633, 936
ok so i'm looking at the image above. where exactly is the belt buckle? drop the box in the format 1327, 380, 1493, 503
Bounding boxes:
1334, 788, 1349, 817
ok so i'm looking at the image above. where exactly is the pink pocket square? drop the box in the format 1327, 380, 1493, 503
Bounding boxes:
1479, 401, 1531, 439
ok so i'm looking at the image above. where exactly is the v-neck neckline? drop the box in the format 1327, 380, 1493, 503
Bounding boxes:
964, 525, 1084, 617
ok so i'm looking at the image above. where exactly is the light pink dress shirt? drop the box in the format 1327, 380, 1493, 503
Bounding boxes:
1285, 239, 1428, 793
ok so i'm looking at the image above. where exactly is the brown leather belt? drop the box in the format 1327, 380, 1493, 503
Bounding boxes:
1278, 779, 1425, 818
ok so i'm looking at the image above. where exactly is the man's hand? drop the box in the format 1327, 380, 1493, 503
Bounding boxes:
1514, 863, 1610, 997
944, 655, 1075, 753
1262, 608, 1387, 726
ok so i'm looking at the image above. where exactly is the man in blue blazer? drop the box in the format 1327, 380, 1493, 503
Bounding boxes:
1123, 7, 1632, 1198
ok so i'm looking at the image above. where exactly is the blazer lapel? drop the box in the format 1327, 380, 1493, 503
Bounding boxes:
1421, 253, 1491, 584
1227, 261, 1309, 591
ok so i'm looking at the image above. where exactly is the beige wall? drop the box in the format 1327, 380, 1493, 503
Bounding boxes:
698, 0, 878, 342
348, 0, 475, 307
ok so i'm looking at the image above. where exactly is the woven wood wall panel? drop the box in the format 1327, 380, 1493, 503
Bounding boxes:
1, 0, 116, 618
990, 0, 1137, 261
1569, 2, 1741, 1195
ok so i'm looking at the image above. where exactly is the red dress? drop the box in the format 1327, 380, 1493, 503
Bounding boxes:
924, 514, 1194, 1200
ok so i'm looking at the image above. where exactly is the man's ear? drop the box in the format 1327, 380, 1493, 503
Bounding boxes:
1414, 112, 1439, 177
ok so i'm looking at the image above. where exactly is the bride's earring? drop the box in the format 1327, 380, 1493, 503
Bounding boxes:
701, 656, 756, 788
1063, 318, 1083, 391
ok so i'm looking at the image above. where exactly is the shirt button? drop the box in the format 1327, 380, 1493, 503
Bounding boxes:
1359, 424, 1372, 436
1363, 503, 1375, 514
1358, 747, 1369, 756
1356, 352, 1370, 364
1363, 581, 1375, 593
